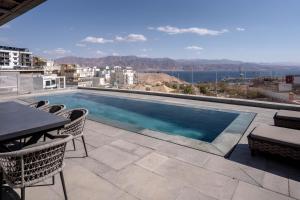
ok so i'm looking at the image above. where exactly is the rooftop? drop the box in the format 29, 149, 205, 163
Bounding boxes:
2, 89, 299, 200
0, 46, 29, 52
0, 0, 45, 26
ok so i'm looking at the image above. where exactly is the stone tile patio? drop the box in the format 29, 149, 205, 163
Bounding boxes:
3, 90, 300, 200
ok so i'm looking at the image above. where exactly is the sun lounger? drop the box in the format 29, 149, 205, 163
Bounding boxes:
274, 110, 300, 130
248, 124, 300, 161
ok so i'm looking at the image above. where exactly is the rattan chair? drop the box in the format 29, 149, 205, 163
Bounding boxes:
58, 108, 89, 157
28, 100, 49, 109
40, 104, 66, 115
0, 134, 73, 200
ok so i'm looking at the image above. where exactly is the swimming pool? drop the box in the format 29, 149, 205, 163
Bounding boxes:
32, 91, 256, 155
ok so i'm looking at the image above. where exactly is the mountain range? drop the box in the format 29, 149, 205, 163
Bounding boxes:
55, 56, 300, 72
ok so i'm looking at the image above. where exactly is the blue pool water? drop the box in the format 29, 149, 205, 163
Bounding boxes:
35, 92, 239, 142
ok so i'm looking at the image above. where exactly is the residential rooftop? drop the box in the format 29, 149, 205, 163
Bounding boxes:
1, 89, 299, 200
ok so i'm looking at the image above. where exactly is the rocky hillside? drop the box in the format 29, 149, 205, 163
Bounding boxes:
137, 72, 186, 85
55, 56, 300, 72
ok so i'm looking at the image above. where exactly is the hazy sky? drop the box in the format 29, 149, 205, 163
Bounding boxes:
1, 0, 300, 62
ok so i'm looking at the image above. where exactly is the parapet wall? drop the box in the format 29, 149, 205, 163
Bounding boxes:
79, 87, 300, 111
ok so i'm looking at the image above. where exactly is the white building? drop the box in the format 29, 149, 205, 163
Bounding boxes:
110, 66, 136, 87
76, 67, 96, 78
44, 60, 61, 74
124, 67, 135, 85
0, 46, 32, 69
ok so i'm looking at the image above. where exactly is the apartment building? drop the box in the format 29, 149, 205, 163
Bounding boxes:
60, 64, 97, 84
0, 46, 32, 69
110, 66, 136, 87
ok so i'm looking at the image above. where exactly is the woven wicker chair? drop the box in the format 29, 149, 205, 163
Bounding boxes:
40, 104, 66, 115
0, 134, 73, 200
58, 108, 89, 157
28, 100, 49, 109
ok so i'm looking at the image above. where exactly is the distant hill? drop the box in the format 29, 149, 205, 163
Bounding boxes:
55, 56, 300, 72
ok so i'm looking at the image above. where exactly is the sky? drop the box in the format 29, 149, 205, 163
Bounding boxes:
0, 0, 300, 63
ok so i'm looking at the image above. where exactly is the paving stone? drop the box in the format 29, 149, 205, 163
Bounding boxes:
133, 146, 152, 156
232, 181, 293, 200
229, 144, 267, 175
240, 164, 265, 186
103, 165, 184, 200
156, 142, 211, 167
265, 159, 300, 180
111, 140, 139, 151
63, 165, 124, 200
89, 145, 139, 170
120, 132, 164, 149
65, 138, 95, 158
262, 172, 289, 196
67, 156, 113, 176
176, 187, 217, 200
153, 158, 238, 199
117, 192, 139, 200
110, 139, 151, 156
203, 156, 262, 186
219, 178, 239, 200
83, 133, 115, 148
84, 120, 127, 137
289, 179, 300, 200
136, 152, 169, 171
15, 186, 63, 200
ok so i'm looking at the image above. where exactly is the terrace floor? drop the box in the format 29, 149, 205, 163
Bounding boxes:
3, 90, 300, 200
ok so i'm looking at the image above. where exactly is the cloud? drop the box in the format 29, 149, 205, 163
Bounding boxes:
147, 26, 155, 30
112, 52, 119, 56
138, 54, 149, 57
115, 34, 147, 42
43, 48, 71, 56
76, 43, 86, 47
141, 48, 151, 52
96, 50, 106, 56
185, 45, 203, 51
236, 27, 245, 31
0, 24, 10, 29
82, 36, 113, 44
155, 25, 228, 36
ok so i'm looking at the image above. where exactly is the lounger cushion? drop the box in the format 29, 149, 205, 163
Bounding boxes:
275, 110, 300, 122
69, 110, 84, 121
250, 124, 300, 148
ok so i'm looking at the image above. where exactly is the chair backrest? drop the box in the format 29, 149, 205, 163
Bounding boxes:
58, 108, 88, 138
0, 134, 73, 188
29, 100, 49, 109
41, 104, 66, 115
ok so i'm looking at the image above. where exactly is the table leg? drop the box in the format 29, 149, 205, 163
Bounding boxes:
0, 168, 3, 187
25, 132, 44, 146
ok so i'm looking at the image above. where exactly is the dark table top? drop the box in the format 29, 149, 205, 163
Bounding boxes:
0, 101, 70, 142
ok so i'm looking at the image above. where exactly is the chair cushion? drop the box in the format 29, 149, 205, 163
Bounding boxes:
49, 106, 61, 113
275, 110, 300, 122
36, 101, 45, 108
250, 124, 300, 148
69, 110, 84, 121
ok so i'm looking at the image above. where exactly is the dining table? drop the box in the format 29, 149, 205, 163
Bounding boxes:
0, 101, 70, 188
